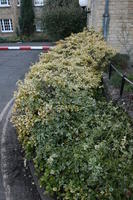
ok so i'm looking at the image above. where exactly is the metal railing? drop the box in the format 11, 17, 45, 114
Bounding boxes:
108, 63, 133, 97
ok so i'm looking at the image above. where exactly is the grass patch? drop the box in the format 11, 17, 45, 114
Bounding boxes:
110, 72, 133, 93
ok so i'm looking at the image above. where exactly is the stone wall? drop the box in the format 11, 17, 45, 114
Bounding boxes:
88, 0, 133, 61
127, 0, 133, 60
0, 0, 44, 37
88, 0, 105, 32
0, 0, 18, 37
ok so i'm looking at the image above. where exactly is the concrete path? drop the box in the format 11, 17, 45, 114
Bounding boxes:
0, 49, 42, 200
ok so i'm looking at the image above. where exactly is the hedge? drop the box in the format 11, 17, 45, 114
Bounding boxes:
12, 30, 133, 199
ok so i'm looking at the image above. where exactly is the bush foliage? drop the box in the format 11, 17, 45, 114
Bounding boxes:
19, 0, 35, 36
42, 0, 87, 41
12, 30, 133, 199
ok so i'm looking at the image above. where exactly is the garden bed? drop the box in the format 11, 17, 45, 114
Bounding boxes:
103, 73, 133, 120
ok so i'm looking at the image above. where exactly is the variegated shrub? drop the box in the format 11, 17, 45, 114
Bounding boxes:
12, 30, 133, 200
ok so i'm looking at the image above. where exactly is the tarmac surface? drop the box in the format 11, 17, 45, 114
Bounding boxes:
0, 42, 53, 46
0, 48, 44, 200
1, 112, 41, 200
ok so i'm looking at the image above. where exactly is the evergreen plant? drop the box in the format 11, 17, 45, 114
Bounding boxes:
42, 0, 87, 41
19, 0, 35, 36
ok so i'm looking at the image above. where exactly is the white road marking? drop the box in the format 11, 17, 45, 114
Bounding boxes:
1, 105, 13, 200
0, 98, 14, 123
31, 46, 43, 50
8, 47, 20, 50
0, 46, 53, 50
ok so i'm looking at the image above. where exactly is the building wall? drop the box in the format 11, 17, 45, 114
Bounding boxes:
107, 0, 129, 52
88, 0, 105, 32
0, 0, 17, 37
88, 0, 133, 59
0, 0, 44, 37
127, 1, 133, 58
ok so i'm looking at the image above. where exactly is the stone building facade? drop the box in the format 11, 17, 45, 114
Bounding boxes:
88, 0, 133, 59
0, 0, 44, 37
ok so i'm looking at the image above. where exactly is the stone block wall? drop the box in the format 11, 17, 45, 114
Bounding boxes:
0, 0, 44, 38
0, 0, 18, 37
88, 0, 105, 32
107, 0, 129, 52
127, 1, 133, 59
88, 0, 133, 61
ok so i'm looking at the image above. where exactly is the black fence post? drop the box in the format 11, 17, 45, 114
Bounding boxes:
108, 63, 133, 97
109, 63, 112, 79
120, 75, 126, 97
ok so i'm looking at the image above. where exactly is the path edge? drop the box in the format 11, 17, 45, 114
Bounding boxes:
1, 101, 53, 200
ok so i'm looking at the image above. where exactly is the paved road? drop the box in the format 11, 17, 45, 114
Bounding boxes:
0, 50, 41, 111
0, 42, 53, 46
0, 50, 42, 200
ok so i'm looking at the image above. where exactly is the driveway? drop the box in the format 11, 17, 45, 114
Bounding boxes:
0, 49, 42, 200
